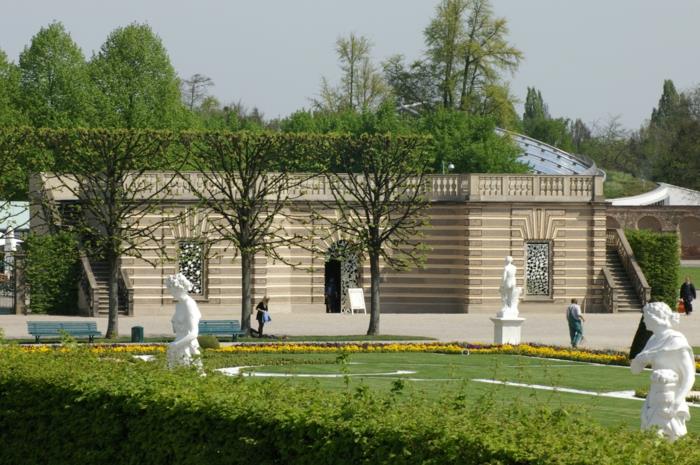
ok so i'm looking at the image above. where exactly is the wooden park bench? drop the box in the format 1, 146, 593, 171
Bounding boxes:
198, 319, 247, 341
27, 321, 103, 343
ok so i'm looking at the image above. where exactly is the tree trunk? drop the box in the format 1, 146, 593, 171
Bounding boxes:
241, 251, 253, 334
366, 251, 381, 335
105, 253, 119, 338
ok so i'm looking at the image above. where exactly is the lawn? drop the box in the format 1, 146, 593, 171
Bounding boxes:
197, 351, 700, 433
679, 266, 700, 287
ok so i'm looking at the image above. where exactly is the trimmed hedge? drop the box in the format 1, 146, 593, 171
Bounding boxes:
1, 347, 700, 465
23, 232, 80, 314
625, 228, 680, 307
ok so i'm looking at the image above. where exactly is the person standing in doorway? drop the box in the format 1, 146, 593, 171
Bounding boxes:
680, 277, 696, 316
566, 298, 585, 348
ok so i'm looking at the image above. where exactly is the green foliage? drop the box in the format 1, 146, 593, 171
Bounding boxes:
0, 49, 26, 126
2, 348, 700, 465
89, 23, 190, 129
24, 232, 80, 315
18, 22, 94, 128
625, 229, 680, 307
603, 170, 657, 199
197, 335, 220, 349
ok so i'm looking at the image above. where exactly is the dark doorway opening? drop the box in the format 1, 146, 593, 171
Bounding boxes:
324, 260, 341, 313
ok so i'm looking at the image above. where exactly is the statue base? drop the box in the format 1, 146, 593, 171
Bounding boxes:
490, 317, 526, 345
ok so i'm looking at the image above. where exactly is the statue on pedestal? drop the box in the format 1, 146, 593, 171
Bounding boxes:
497, 256, 521, 318
165, 273, 202, 369
631, 301, 694, 441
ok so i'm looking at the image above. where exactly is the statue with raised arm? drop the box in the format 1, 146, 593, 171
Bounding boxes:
165, 273, 202, 369
631, 301, 694, 441
498, 256, 521, 318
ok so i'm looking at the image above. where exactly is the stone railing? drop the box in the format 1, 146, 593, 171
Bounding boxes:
78, 252, 98, 317
601, 266, 617, 313
606, 228, 651, 308
39, 172, 603, 203
118, 268, 134, 316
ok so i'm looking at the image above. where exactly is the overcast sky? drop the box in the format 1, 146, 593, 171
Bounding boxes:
2, 0, 699, 130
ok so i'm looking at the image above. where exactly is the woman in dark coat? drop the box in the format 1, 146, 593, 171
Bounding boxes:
253, 296, 270, 337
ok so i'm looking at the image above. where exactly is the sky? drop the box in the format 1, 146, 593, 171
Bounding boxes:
2, 0, 699, 131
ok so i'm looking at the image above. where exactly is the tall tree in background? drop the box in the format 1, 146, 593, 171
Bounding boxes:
90, 23, 189, 128
181, 73, 214, 111
42, 128, 178, 338
383, 55, 439, 108
0, 50, 25, 126
456, 0, 522, 113
522, 87, 573, 151
315, 33, 389, 111
425, 0, 521, 112
321, 135, 432, 335
18, 22, 94, 128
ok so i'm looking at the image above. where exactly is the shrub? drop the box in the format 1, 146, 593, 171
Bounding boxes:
23, 232, 80, 314
197, 335, 220, 349
1, 347, 700, 465
625, 228, 680, 307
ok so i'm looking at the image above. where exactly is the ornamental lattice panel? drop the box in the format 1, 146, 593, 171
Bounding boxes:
526, 241, 550, 296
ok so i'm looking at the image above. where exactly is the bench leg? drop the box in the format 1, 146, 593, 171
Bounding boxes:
232, 334, 238, 342
35, 336, 40, 343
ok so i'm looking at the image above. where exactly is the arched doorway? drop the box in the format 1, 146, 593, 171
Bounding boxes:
638, 216, 662, 232
325, 240, 360, 313
679, 216, 700, 259
606, 216, 620, 229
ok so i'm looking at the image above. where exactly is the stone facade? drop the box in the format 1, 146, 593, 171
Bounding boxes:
35, 173, 608, 316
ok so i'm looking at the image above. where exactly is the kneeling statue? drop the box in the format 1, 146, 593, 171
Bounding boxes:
631, 301, 694, 441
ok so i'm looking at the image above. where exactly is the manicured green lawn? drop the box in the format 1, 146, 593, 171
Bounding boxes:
199, 351, 700, 433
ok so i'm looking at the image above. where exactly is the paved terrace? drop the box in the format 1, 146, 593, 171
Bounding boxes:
2, 312, 698, 351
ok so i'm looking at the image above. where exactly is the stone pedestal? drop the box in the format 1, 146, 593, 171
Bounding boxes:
490, 317, 525, 345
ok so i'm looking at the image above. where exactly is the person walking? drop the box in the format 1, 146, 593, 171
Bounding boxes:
252, 296, 271, 337
680, 277, 696, 316
566, 298, 585, 348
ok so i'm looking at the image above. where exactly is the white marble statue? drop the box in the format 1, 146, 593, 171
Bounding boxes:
497, 256, 522, 318
631, 301, 695, 441
165, 273, 202, 369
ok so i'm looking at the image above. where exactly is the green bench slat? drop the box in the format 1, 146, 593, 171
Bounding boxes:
199, 320, 246, 340
27, 321, 102, 342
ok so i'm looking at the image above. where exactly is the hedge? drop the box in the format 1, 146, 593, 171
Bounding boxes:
23, 231, 80, 314
625, 228, 680, 307
1, 347, 699, 465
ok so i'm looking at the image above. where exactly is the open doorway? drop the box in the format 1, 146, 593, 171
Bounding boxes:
324, 260, 341, 313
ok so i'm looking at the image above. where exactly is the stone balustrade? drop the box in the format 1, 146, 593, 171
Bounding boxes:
38, 172, 604, 203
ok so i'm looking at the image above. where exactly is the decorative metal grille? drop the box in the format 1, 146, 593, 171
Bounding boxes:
178, 241, 204, 295
327, 240, 360, 312
525, 241, 550, 296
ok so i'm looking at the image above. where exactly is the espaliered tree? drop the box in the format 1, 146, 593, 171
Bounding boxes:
40, 128, 178, 337
321, 134, 432, 335
178, 131, 325, 335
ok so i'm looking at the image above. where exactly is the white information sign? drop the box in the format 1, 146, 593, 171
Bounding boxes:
347, 288, 366, 314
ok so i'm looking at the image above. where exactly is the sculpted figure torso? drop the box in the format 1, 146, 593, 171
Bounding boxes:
498, 256, 521, 318
166, 273, 202, 369
631, 302, 694, 441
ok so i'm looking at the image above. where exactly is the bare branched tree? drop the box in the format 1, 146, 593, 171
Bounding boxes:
319, 134, 432, 335
40, 128, 180, 337
182, 73, 214, 110
178, 131, 326, 334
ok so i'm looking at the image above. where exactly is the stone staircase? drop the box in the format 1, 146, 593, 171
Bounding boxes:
89, 261, 129, 316
605, 247, 642, 312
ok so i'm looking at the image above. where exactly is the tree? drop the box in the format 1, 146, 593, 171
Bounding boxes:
522, 87, 574, 151
0, 50, 25, 126
315, 33, 389, 111
18, 22, 93, 127
425, 0, 521, 111
90, 23, 189, 128
321, 134, 432, 335
523, 87, 549, 121
181, 73, 214, 110
651, 80, 687, 126
178, 131, 325, 334
455, 0, 522, 112
383, 55, 439, 108
421, 108, 526, 173
41, 128, 178, 337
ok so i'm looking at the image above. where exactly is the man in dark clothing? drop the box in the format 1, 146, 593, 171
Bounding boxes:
680, 277, 696, 316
